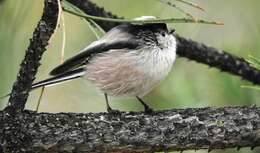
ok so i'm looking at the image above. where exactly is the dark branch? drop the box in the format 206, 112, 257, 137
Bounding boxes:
0, 0, 5, 5
5, 0, 59, 114
67, 0, 260, 85
1, 106, 260, 152
176, 35, 260, 84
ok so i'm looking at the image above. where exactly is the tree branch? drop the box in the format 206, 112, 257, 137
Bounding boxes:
4, 0, 59, 114
175, 35, 260, 84
1, 106, 260, 152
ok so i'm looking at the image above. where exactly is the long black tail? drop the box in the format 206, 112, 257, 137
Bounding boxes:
31, 68, 86, 90
1, 68, 86, 99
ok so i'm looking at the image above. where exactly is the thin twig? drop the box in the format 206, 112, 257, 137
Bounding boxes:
157, 0, 197, 20
36, 87, 45, 112
60, 11, 66, 63
175, 0, 205, 11
62, 1, 222, 25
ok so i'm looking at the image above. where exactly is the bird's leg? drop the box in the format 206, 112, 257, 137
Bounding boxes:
104, 93, 119, 113
136, 96, 153, 113
104, 93, 112, 112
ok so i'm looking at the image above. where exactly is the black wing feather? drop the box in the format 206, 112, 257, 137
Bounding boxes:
50, 40, 140, 76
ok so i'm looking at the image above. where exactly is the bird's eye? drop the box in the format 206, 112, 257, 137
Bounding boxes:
162, 32, 166, 37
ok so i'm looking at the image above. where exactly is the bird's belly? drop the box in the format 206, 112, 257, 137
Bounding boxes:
85, 49, 175, 97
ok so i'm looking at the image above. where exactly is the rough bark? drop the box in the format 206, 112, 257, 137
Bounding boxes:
1, 0, 260, 153
175, 35, 260, 84
1, 106, 260, 152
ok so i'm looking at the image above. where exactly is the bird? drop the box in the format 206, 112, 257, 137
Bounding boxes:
29, 20, 177, 113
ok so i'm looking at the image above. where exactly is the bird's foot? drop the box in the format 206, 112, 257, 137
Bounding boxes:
136, 96, 154, 114
107, 106, 121, 114
144, 106, 154, 114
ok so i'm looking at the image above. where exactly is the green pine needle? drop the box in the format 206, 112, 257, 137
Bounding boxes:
241, 55, 260, 91
246, 55, 260, 70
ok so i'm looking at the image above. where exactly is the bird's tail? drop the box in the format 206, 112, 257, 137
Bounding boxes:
31, 68, 86, 90
0, 68, 86, 99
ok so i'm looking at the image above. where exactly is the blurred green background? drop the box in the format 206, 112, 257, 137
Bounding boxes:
0, 0, 259, 153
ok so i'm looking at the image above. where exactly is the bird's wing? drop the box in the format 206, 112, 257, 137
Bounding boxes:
50, 24, 141, 76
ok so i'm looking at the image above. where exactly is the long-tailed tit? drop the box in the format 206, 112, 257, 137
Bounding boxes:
31, 20, 177, 113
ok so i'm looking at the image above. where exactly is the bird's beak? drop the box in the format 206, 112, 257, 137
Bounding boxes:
169, 29, 175, 34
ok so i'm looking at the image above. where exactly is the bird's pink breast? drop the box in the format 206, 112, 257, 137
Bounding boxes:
85, 50, 149, 97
